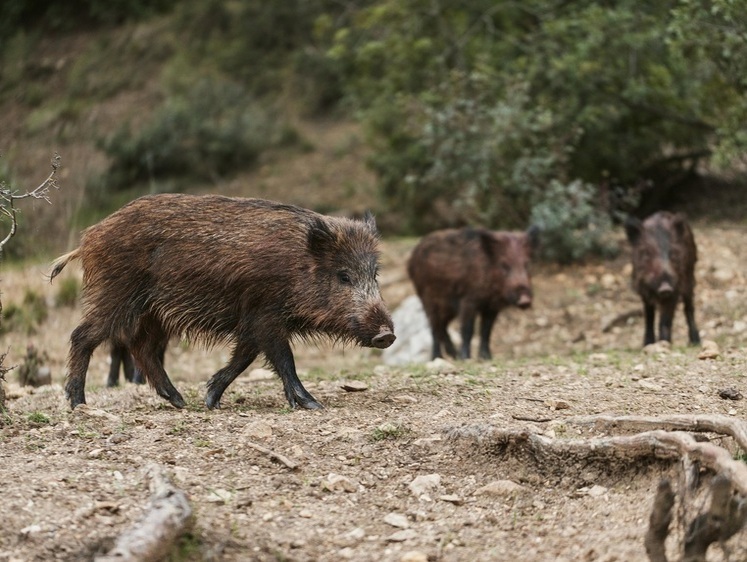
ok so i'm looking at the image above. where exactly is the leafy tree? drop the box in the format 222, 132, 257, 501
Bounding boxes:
329, 0, 747, 258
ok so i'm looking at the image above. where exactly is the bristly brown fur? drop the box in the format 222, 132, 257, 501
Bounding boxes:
52, 194, 394, 410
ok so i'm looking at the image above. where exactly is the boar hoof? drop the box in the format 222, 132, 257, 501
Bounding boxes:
164, 392, 186, 409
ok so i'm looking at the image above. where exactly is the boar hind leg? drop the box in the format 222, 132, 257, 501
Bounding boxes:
683, 294, 700, 345
643, 302, 656, 346
264, 340, 322, 410
458, 306, 477, 360
430, 323, 456, 360
66, 320, 107, 408
131, 320, 184, 409
478, 309, 498, 360
107, 344, 128, 387
205, 341, 260, 409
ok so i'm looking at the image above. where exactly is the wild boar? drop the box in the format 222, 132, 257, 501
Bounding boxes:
408, 226, 539, 360
625, 211, 700, 346
51, 194, 395, 410
107, 343, 165, 387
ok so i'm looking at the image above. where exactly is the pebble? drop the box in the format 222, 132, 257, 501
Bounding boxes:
387, 529, 418, 542
243, 421, 273, 440
439, 494, 463, 505
408, 474, 441, 497
698, 340, 721, 360
323, 473, 359, 493
475, 480, 526, 497
384, 513, 409, 529
341, 381, 368, 392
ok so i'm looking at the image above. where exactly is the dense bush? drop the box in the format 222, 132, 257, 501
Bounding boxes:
92, 79, 297, 193
0, 290, 48, 336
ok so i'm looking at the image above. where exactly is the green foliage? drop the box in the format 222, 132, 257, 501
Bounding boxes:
26, 411, 50, 425
54, 277, 79, 307
530, 180, 620, 264
0, 290, 48, 335
92, 79, 297, 194
370, 422, 410, 442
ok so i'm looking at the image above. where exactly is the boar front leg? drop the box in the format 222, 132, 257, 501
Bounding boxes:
264, 340, 322, 410
657, 299, 677, 343
205, 339, 260, 409
458, 303, 477, 360
478, 309, 498, 360
643, 301, 656, 346
130, 317, 184, 409
683, 294, 700, 345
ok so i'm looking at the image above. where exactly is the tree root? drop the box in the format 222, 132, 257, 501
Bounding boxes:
95, 464, 193, 562
446, 416, 747, 561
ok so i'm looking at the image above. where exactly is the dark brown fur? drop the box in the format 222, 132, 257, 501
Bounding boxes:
51, 194, 395, 410
408, 226, 538, 360
625, 211, 700, 346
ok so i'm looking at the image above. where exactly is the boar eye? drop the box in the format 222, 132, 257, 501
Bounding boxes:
338, 271, 352, 285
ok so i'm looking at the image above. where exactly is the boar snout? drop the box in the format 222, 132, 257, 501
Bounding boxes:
657, 281, 674, 298
514, 290, 532, 309
371, 327, 396, 349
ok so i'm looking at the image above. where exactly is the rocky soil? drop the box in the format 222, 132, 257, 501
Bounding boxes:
1, 222, 747, 561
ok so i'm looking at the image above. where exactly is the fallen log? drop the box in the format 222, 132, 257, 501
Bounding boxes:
95, 464, 193, 562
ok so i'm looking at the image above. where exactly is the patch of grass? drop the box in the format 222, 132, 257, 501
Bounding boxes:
54, 277, 80, 307
27, 411, 50, 424
167, 531, 202, 561
370, 422, 410, 442
0, 289, 48, 335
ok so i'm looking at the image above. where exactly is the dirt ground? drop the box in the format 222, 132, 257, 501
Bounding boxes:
1, 222, 747, 562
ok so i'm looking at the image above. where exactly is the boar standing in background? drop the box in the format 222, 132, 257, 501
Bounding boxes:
107, 343, 166, 387
51, 194, 395, 411
408, 226, 539, 360
625, 211, 700, 346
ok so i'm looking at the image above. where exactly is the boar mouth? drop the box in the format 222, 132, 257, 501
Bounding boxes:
515, 293, 532, 309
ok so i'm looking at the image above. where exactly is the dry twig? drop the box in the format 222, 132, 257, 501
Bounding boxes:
245, 440, 300, 470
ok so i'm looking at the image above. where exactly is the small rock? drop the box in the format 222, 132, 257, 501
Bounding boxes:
408, 474, 441, 497
384, 513, 409, 529
475, 480, 526, 497
545, 399, 571, 410
87, 448, 104, 459
638, 380, 663, 392
718, 387, 743, 400
391, 394, 418, 404
72, 405, 121, 423
587, 485, 608, 498
19, 524, 43, 539
323, 473, 359, 493
698, 340, 720, 360
243, 421, 273, 440
206, 488, 233, 504
401, 551, 429, 562
341, 381, 368, 392
346, 527, 366, 541
387, 529, 418, 542
439, 494, 463, 505
299, 509, 312, 518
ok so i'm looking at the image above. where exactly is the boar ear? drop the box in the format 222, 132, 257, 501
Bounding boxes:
624, 216, 643, 245
362, 211, 379, 235
308, 217, 335, 257
526, 225, 540, 251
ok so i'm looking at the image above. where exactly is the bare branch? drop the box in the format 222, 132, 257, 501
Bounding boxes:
0, 154, 61, 253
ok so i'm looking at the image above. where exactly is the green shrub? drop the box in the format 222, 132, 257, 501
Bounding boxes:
0, 289, 48, 335
55, 277, 79, 307
92, 79, 296, 193
530, 180, 621, 264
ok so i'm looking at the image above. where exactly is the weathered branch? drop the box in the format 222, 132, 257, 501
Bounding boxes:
554, 414, 747, 454
95, 464, 193, 562
446, 426, 747, 496
245, 440, 300, 470
0, 153, 61, 252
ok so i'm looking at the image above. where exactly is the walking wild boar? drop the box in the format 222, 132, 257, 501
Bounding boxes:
625, 211, 700, 346
50, 194, 395, 410
408, 226, 539, 360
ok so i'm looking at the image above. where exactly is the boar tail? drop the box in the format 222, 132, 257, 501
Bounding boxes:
49, 248, 81, 281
